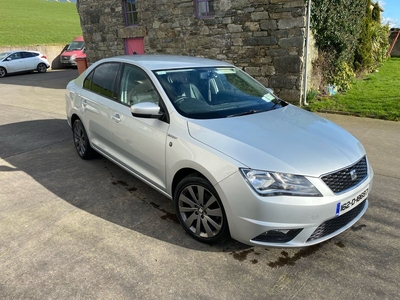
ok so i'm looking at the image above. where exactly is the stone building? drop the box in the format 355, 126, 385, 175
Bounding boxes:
76, 0, 309, 103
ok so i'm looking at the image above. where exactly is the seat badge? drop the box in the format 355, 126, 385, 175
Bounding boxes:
350, 169, 357, 181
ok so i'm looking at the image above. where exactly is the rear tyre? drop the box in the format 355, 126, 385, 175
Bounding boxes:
174, 174, 229, 244
0, 67, 7, 78
37, 63, 47, 73
72, 119, 94, 159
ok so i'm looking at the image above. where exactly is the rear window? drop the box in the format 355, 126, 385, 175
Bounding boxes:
83, 62, 121, 100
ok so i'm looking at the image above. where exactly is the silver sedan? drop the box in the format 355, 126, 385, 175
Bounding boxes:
65, 55, 373, 247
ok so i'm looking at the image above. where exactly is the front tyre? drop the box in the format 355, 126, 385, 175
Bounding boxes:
174, 175, 229, 244
37, 63, 47, 73
72, 119, 94, 159
0, 67, 7, 78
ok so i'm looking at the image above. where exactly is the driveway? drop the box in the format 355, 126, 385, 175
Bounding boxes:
0, 70, 399, 299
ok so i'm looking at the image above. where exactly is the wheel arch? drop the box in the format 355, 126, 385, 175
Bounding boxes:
172, 168, 231, 243
171, 168, 206, 199
71, 113, 81, 128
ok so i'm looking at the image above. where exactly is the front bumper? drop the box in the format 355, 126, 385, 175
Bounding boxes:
215, 163, 373, 247
60, 57, 77, 66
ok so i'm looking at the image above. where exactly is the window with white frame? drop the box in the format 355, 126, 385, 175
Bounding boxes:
195, 0, 215, 18
123, 0, 138, 26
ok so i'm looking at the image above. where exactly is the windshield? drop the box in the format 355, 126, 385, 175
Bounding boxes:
67, 41, 84, 51
154, 67, 286, 119
0, 52, 11, 60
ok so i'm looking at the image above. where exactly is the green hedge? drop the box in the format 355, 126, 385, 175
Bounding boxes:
311, 0, 389, 91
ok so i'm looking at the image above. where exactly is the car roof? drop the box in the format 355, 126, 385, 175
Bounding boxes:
1, 50, 40, 54
99, 55, 234, 71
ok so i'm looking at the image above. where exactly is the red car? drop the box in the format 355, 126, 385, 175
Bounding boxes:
60, 36, 85, 67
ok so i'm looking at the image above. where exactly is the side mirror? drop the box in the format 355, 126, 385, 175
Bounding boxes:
130, 102, 163, 119
6, 57, 11, 61
266, 88, 274, 94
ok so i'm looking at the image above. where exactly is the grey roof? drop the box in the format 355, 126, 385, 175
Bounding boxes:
101, 54, 233, 71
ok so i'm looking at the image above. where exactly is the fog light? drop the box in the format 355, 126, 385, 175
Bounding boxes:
252, 229, 302, 243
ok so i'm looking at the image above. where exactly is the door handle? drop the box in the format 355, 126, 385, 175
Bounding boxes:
112, 114, 121, 123
82, 99, 87, 107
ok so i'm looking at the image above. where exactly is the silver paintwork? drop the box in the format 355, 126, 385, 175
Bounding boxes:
65, 55, 374, 247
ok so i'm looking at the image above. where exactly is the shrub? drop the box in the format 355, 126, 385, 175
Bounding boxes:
306, 89, 319, 103
311, 0, 365, 64
332, 62, 355, 92
311, 0, 389, 92
354, 0, 373, 71
371, 23, 390, 69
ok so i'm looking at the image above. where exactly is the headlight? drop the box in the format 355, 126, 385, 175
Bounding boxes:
240, 169, 321, 197
71, 54, 77, 61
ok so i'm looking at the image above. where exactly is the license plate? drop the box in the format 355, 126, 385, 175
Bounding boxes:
335, 186, 369, 217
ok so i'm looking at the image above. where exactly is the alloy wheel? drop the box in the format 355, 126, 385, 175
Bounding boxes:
37, 63, 47, 73
73, 121, 87, 157
177, 183, 225, 240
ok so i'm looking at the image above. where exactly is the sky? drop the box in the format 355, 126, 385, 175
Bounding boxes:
378, 0, 400, 28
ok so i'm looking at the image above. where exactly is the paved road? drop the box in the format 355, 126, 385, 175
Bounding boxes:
1, 70, 399, 299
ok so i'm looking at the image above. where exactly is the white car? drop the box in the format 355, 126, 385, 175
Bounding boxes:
0, 50, 50, 78
65, 55, 373, 247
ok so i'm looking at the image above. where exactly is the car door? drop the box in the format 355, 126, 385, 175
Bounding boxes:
21, 51, 38, 70
5, 52, 25, 73
79, 62, 121, 153
108, 63, 169, 190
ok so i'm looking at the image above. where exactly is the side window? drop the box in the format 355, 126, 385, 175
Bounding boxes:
119, 64, 160, 106
9, 52, 22, 60
195, 0, 215, 18
123, 0, 138, 26
21, 52, 34, 58
83, 71, 94, 90
89, 63, 120, 99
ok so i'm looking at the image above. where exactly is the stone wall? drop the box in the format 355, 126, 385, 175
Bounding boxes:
77, 0, 308, 103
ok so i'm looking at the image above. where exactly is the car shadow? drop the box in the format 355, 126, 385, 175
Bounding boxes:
0, 118, 250, 252
0, 68, 78, 90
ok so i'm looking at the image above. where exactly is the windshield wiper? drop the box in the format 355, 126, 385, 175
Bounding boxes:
227, 100, 284, 118
227, 109, 265, 118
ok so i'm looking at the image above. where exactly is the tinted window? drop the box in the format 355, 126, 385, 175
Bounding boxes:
21, 52, 35, 58
83, 71, 94, 90
88, 63, 120, 99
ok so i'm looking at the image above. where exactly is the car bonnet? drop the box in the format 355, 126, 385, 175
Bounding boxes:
187, 105, 366, 177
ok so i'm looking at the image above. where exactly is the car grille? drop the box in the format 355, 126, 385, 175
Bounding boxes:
307, 200, 367, 242
321, 156, 368, 194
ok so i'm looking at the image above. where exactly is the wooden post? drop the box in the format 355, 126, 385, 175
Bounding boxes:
387, 29, 400, 58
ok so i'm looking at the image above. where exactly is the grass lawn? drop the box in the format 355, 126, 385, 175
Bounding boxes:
0, 0, 81, 46
307, 58, 400, 121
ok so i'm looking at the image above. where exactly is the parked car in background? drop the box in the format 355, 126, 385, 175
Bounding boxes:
65, 55, 373, 247
60, 36, 85, 67
0, 50, 50, 78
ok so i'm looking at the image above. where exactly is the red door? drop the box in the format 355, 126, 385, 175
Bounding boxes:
125, 37, 145, 55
